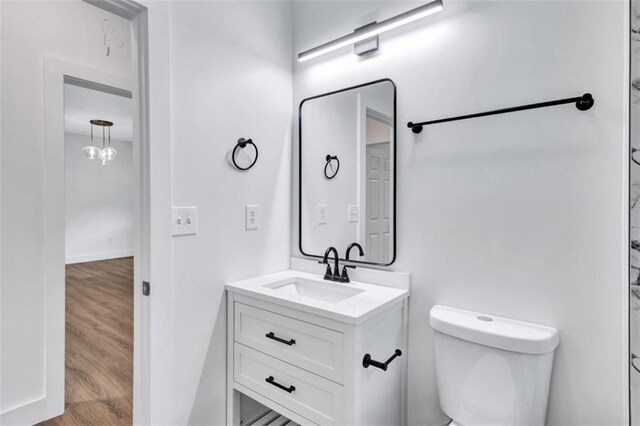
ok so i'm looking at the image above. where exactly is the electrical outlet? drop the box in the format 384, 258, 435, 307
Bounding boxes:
317, 204, 328, 225
183, 208, 197, 234
246, 204, 259, 230
348, 204, 359, 223
172, 206, 198, 236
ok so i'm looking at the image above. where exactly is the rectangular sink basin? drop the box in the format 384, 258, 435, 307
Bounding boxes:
263, 278, 364, 303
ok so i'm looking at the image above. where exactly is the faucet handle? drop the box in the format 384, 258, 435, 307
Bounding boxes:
340, 266, 352, 283
323, 264, 333, 280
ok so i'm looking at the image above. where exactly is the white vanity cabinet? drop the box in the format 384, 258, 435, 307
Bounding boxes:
226, 270, 409, 426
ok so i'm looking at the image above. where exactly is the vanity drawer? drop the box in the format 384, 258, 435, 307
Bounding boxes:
234, 344, 343, 425
234, 303, 344, 383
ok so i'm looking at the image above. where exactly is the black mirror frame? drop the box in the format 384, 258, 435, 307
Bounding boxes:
298, 78, 397, 267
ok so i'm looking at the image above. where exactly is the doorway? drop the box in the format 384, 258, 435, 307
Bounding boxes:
40, 81, 135, 425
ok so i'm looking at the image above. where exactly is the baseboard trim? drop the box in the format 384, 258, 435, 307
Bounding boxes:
65, 250, 133, 264
0, 396, 60, 425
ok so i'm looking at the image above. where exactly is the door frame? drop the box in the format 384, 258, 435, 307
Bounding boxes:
77, 3, 174, 423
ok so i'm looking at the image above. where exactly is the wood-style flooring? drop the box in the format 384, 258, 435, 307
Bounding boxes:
39, 257, 133, 425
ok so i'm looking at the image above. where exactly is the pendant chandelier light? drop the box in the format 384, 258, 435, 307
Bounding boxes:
83, 119, 116, 165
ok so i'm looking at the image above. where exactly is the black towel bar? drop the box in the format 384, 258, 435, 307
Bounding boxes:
407, 93, 594, 134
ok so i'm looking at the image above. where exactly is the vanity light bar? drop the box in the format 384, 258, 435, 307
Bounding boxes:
297, 0, 444, 63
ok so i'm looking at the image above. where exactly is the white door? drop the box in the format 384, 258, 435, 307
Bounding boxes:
365, 142, 391, 263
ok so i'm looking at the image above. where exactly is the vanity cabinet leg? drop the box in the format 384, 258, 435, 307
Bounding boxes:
226, 292, 241, 425
226, 389, 241, 426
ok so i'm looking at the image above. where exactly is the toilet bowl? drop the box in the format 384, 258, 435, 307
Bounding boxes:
430, 305, 559, 426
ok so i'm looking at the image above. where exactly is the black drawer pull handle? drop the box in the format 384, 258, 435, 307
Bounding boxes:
266, 332, 296, 346
265, 376, 296, 393
362, 349, 402, 371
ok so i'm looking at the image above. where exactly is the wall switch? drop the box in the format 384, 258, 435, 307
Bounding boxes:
348, 204, 359, 223
172, 206, 198, 236
246, 204, 259, 230
317, 204, 328, 225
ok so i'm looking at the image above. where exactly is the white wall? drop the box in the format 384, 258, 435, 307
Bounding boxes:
65, 132, 133, 264
292, 1, 628, 425
166, 2, 293, 424
1, 0, 131, 419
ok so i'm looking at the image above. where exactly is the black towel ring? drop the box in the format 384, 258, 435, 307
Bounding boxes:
324, 155, 340, 179
232, 138, 258, 171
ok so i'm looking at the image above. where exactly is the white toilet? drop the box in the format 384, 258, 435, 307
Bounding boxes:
430, 305, 559, 426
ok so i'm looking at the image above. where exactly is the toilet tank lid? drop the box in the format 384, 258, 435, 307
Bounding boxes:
429, 305, 559, 355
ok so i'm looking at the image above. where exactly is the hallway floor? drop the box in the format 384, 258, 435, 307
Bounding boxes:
40, 257, 133, 425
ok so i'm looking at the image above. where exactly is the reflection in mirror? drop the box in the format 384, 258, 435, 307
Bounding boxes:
299, 79, 395, 266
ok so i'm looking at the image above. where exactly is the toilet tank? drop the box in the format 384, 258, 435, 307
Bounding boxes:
430, 305, 559, 426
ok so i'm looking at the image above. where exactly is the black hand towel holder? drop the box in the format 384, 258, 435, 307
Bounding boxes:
362, 349, 402, 371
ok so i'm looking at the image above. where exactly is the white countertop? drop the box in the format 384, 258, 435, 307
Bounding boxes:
226, 269, 410, 324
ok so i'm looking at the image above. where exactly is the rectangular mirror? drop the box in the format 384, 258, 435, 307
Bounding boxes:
299, 79, 396, 266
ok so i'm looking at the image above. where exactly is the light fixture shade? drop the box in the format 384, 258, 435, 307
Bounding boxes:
83, 145, 101, 160
85, 119, 115, 164
98, 146, 117, 165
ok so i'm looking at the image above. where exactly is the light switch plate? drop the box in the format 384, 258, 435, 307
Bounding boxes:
246, 204, 259, 230
172, 206, 198, 236
317, 204, 328, 225
348, 204, 359, 223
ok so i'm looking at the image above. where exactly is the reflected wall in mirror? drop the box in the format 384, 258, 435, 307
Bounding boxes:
299, 79, 396, 266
